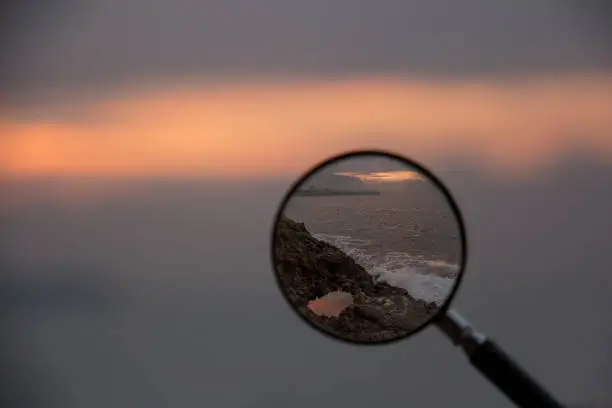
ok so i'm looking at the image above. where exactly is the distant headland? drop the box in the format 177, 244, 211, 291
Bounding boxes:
294, 188, 381, 197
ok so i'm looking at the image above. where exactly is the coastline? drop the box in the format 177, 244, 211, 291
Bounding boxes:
274, 216, 438, 342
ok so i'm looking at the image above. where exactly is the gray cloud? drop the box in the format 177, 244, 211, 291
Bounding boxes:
2, 0, 611, 106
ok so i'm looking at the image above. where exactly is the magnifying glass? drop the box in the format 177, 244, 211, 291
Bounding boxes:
270, 150, 565, 408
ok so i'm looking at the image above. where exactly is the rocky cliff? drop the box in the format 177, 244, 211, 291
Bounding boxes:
274, 216, 439, 342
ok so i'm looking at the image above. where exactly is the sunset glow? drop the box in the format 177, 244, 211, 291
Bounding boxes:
2, 74, 612, 179
336, 171, 425, 183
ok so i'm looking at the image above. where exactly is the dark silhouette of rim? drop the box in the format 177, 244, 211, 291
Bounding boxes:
270, 149, 469, 346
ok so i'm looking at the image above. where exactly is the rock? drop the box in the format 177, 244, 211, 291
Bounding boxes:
274, 216, 439, 342
354, 294, 431, 330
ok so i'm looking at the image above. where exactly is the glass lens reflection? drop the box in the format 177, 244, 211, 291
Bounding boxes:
273, 152, 464, 343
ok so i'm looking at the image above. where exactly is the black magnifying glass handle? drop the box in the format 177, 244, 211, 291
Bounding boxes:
437, 310, 565, 408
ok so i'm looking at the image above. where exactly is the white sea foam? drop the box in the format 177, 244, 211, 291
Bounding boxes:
374, 251, 459, 305
312, 232, 458, 306
425, 259, 460, 271
371, 265, 456, 306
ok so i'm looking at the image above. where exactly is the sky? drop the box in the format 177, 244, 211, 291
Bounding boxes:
337, 171, 425, 184
302, 155, 424, 187
2, 0, 611, 92
1, 1, 612, 181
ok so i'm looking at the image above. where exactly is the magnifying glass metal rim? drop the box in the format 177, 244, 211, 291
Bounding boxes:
269, 150, 565, 408
269, 148, 470, 345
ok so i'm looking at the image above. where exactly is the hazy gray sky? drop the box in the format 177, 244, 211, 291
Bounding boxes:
314, 154, 420, 175
3, 0, 611, 103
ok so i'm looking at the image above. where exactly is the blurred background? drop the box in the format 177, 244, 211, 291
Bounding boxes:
1, 1, 611, 407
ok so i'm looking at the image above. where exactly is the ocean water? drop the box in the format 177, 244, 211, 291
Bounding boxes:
283, 190, 462, 305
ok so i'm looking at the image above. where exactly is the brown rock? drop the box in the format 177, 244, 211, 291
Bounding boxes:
274, 216, 439, 342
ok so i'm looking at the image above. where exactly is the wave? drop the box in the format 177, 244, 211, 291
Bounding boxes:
371, 265, 456, 306
312, 232, 459, 306
312, 233, 374, 264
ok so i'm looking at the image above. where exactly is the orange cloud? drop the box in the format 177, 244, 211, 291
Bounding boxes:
2, 73, 612, 179
337, 171, 425, 183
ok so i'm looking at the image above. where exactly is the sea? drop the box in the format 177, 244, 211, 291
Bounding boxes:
283, 190, 463, 305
